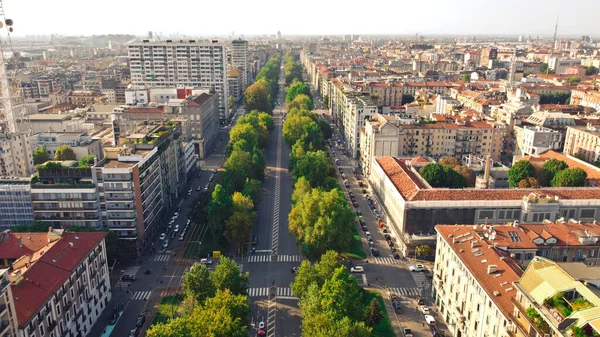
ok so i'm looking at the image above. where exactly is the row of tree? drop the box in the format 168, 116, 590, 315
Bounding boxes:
283, 51, 303, 85
282, 82, 355, 260
291, 251, 382, 336
147, 257, 250, 337
207, 111, 274, 253
33, 144, 83, 165
244, 54, 281, 114
508, 158, 588, 188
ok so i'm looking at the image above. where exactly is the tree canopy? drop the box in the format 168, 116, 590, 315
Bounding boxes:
244, 79, 272, 114
542, 158, 568, 181
292, 150, 333, 188
286, 81, 312, 104
551, 168, 587, 187
54, 145, 77, 161
508, 160, 536, 187
420, 163, 466, 188
33, 146, 50, 165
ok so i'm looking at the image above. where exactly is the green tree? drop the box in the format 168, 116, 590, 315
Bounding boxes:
569, 76, 582, 83
318, 120, 333, 140
54, 145, 77, 161
508, 160, 536, 187
224, 193, 256, 252
224, 148, 253, 191
78, 155, 96, 167
461, 74, 471, 82
320, 267, 364, 321
292, 150, 332, 188
242, 178, 261, 207
584, 66, 598, 76
286, 81, 312, 104
542, 158, 568, 181
291, 176, 312, 205
146, 317, 192, 337
551, 168, 587, 187
290, 139, 307, 169
420, 163, 465, 188
401, 94, 415, 105
229, 123, 259, 151
228, 95, 234, 110
289, 188, 355, 259
33, 146, 50, 165
244, 79, 272, 114
539, 92, 570, 104
291, 250, 341, 299
364, 298, 384, 327
415, 244, 432, 258
210, 257, 249, 295
287, 94, 314, 112
539, 63, 549, 73
206, 184, 233, 239
182, 263, 215, 304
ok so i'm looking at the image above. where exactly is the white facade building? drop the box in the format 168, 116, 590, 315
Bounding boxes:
231, 39, 249, 89
514, 125, 564, 158
127, 40, 229, 119
343, 96, 377, 159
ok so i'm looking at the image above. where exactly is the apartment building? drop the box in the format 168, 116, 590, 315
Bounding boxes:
402, 82, 453, 96
127, 40, 229, 119
0, 177, 34, 228
342, 96, 377, 159
563, 124, 600, 163
571, 89, 600, 111
513, 125, 564, 158
434, 225, 522, 337
0, 132, 34, 177
360, 114, 509, 175
32, 132, 103, 162
4, 230, 111, 337
548, 57, 582, 74
513, 258, 600, 336
68, 90, 106, 107
31, 161, 102, 228
228, 68, 243, 103
231, 39, 249, 89
368, 155, 600, 256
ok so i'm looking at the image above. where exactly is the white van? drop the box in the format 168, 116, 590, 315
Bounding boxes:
424, 315, 436, 326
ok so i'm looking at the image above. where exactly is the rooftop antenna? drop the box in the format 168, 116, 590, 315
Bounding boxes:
547, 14, 559, 75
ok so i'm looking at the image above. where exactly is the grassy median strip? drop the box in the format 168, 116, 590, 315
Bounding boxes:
152, 295, 183, 325
341, 224, 366, 260
364, 290, 395, 337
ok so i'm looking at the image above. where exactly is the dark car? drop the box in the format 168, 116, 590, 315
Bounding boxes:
362, 225, 368, 231
387, 240, 394, 248
393, 301, 403, 314
417, 297, 425, 305
358, 182, 364, 187
121, 274, 135, 282
370, 248, 380, 256
403, 328, 412, 336
384, 234, 391, 240
352, 202, 359, 208
252, 235, 258, 245
135, 315, 146, 327
393, 253, 401, 260
389, 293, 398, 301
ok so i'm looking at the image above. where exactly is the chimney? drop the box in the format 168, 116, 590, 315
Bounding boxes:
18, 237, 22, 248
487, 265, 498, 274
482, 155, 491, 188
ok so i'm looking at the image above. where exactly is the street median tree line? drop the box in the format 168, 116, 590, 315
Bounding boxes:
282, 72, 356, 261
244, 54, 281, 114
207, 110, 274, 253
147, 257, 250, 337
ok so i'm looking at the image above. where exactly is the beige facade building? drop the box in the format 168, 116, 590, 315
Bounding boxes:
563, 124, 600, 163
0, 132, 34, 177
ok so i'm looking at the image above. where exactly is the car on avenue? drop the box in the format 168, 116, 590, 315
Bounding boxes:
350, 266, 364, 273
410, 264, 426, 272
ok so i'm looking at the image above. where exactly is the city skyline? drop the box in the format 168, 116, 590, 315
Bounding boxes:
4, 0, 600, 37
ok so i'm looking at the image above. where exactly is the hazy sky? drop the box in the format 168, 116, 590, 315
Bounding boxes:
4, 0, 599, 37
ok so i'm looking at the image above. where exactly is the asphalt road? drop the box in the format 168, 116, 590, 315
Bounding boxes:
246, 70, 302, 337
90, 117, 235, 337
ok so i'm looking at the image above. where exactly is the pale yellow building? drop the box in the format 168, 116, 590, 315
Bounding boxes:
563, 124, 600, 164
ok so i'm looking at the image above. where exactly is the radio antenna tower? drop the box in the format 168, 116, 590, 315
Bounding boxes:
547, 14, 559, 75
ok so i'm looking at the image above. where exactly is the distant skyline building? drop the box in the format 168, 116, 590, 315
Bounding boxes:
127, 40, 230, 119
231, 38, 249, 89
276, 30, 281, 40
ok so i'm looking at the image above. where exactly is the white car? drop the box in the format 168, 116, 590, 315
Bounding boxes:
200, 258, 213, 265
410, 264, 426, 272
173, 212, 179, 218
159, 233, 166, 241
168, 219, 175, 225
179, 235, 184, 241
162, 240, 169, 249
204, 183, 210, 191
350, 266, 364, 273
173, 225, 179, 233
420, 306, 430, 314
187, 219, 191, 225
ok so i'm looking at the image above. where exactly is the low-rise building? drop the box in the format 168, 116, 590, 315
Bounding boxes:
32, 132, 103, 162
68, 90, 106, 107
368, 155, 600, 256
563, 124, 600, 164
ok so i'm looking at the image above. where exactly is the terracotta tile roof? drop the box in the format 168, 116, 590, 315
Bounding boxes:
410, 156, 430, 165
375, 157, 425, 200
0, 233, 55, 260
436, 225, 523, 319
411, 188, 600, 202
12, 232, 106, 327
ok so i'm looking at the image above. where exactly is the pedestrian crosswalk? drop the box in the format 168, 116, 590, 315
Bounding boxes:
154, 254, 170, 262
387, 287, 423, 297
411, 272, 428, 287
247, 287, 297, 299
372, 257, 401, 265
131, 291, 151, 301
247, 254, 302, 263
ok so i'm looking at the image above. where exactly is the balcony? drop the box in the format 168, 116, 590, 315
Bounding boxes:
511, 297, 551, 336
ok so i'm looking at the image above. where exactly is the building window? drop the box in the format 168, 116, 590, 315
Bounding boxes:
580, 209, 596, 218
56, 304, 61, 315
40, 325, 45, 337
